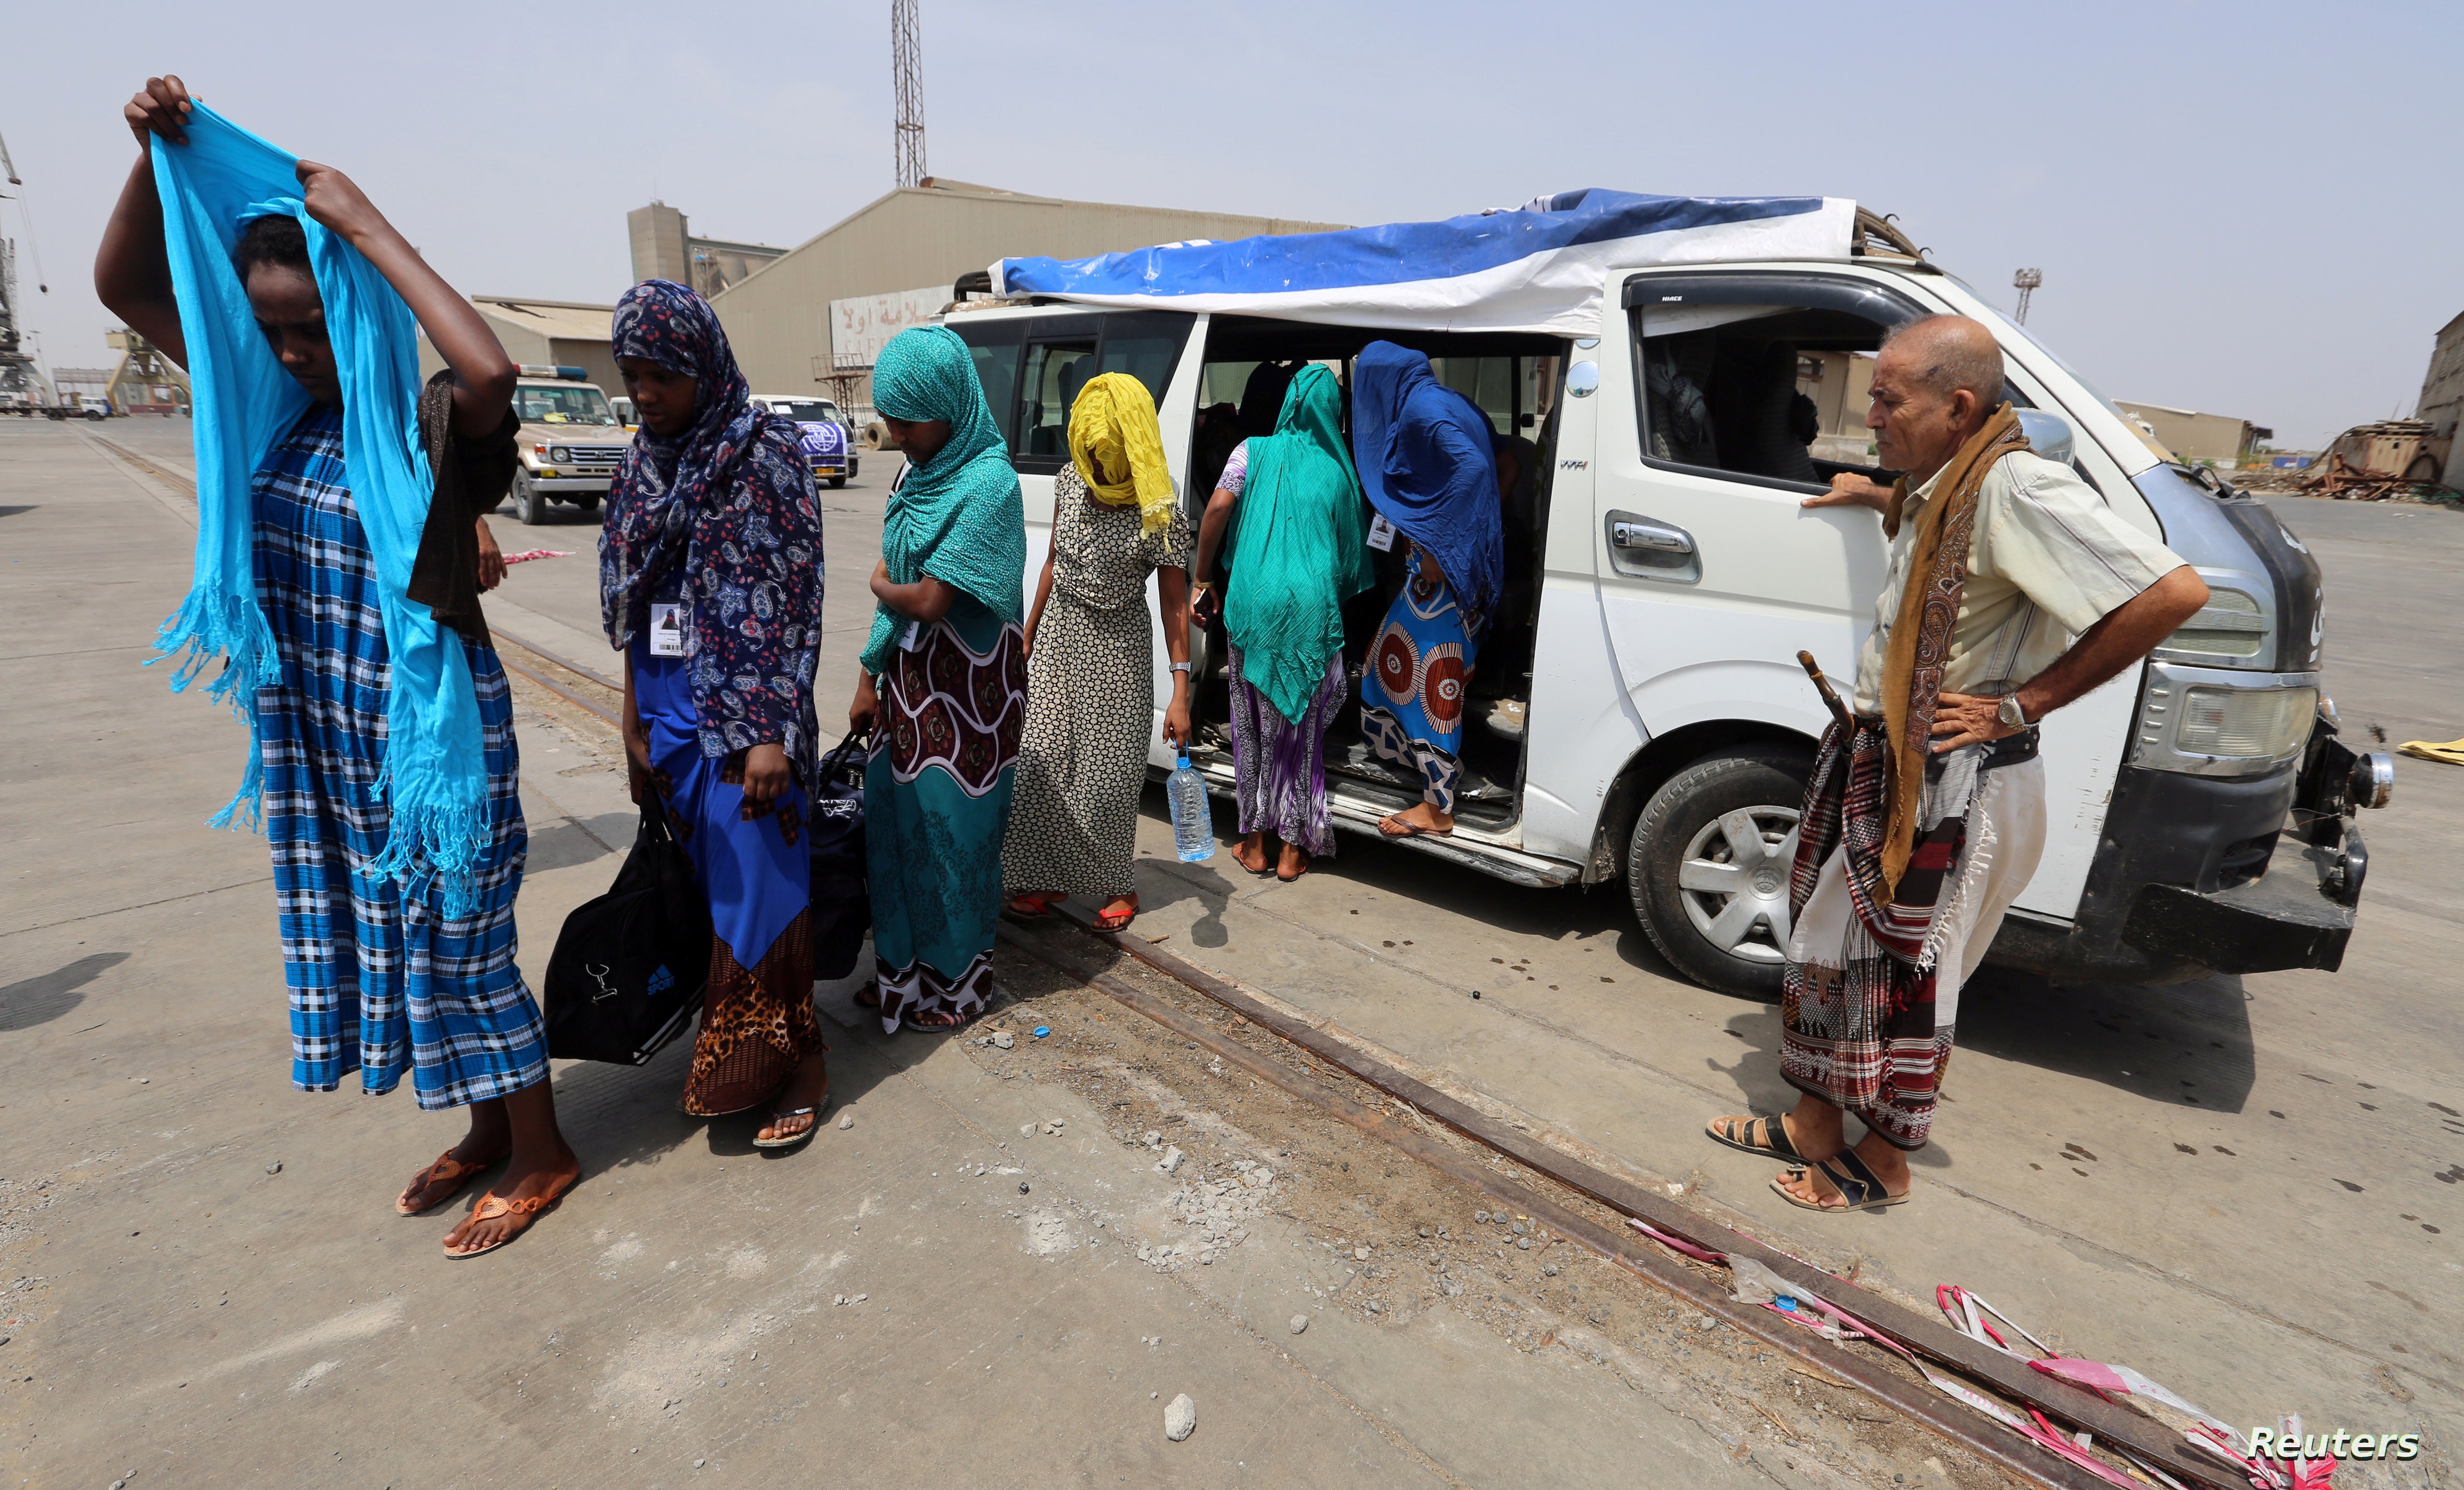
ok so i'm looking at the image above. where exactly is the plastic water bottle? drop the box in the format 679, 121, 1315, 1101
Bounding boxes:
1168, 754, 1216, 862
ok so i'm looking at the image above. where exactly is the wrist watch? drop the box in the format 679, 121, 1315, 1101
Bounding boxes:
1997, 694, 2031, 730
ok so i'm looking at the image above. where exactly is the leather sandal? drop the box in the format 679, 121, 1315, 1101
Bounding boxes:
396, 1148, 497, 1216
1769, 1152, 1909, 1214
445, 1169, 580, 1258
1703, 1114, 1808, 1163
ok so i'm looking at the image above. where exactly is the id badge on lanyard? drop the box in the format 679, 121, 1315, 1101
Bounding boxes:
649, 602, 686, 657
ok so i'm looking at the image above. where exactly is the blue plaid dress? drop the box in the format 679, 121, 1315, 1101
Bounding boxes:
253, 404, 546, 1109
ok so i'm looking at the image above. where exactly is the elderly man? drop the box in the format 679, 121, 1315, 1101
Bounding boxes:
1706, 316, 2208, 1214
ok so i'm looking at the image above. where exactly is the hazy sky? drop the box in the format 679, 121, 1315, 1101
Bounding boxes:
8, 2, 2457, 446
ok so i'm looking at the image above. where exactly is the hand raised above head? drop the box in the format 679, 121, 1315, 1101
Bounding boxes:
294, 160, 390, 245
1801, 471, 1893, 513
125, 74, 193, 150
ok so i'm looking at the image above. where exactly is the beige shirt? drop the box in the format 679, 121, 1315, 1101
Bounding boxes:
1851, 450, 2186, 715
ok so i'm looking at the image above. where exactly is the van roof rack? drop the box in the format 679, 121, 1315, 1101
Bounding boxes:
1850, 209, 1935, 269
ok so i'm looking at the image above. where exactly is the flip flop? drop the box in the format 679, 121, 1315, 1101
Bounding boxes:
1703, 1114, 1807, 1163
1276, 857, 1311, 883
396, 1148, 499, 1216
754, 1099, 827, 1151
902, 1008, 974, 1034
853, 980, 882, 1011
1005, 892, 1062, 918
1769, 1152, 1909, 1214
445, 1168, 581, 1258
1377, 815, 1453, 838
1092, 898, 1138, 931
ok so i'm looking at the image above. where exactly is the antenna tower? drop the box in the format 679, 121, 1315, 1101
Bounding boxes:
2011, 268, 2042, 325
891, 0, 927, 187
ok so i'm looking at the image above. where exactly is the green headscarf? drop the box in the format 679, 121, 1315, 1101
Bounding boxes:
861, 325, 1026, 674
1225, 364, 1373, 721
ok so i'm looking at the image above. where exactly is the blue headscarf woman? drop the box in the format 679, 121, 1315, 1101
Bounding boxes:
604, 279, 831, 1147
847, 325, 1027, 1033
1350, 341, 1503, 838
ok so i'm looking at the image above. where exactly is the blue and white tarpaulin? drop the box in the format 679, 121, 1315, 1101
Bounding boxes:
990, 189, 1855, 337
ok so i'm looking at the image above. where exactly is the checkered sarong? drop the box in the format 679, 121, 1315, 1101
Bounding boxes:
1778, 718, 1966, 1150
254, 406, 545, 1109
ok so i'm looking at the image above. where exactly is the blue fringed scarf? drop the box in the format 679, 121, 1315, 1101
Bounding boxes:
149, 103, 489, 913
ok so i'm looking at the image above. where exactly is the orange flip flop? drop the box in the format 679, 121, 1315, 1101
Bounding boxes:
396, 1149, 497, 1216
445, 1170, 580, 1259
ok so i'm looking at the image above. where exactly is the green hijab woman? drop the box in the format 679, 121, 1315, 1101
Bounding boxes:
1225, 364, 1374, 720
1194, 362, 1372, 881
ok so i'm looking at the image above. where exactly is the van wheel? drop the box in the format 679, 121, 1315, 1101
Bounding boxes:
512, 471, 543, 525
1627, 748, 1811, 1000
828, 476, 848, 489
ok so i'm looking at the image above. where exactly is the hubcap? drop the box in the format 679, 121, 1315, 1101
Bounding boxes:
1675, 806, 1802, 965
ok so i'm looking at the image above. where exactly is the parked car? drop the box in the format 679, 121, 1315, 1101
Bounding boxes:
938, 191, 2388, 995
507, 365, 628, 524
750, 394, 859, 489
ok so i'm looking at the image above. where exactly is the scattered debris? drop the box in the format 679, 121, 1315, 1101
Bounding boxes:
1033, 1026, 1051, 1039
263, 1162, 282, 1175
2296, 420, 2453, 501
1155, 1145, 1185, 1175
836, 1112, 853, 1131
1289, 1314, 1308, 1335
1163, 1393, 1197, 1442
990, 1029, 1015, 1050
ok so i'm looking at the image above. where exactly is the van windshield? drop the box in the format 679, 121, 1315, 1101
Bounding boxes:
516, 384, 618, 427
776, 400, 840, 424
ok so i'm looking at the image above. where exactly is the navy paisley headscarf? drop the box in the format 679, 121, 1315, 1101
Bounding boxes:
600, 280, 825, 776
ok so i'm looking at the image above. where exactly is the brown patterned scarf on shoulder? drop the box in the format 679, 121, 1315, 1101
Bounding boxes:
1875, 403, 2027, 896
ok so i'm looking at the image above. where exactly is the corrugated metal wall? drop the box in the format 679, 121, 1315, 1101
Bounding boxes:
710, 184, 1343, 403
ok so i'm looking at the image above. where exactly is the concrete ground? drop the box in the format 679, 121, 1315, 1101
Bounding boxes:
4, 417, 2453, 1488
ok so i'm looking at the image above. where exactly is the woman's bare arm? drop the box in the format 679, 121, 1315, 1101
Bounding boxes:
869, 559, 961, 625
292, 163, 513, 437
94, 77, 191, 366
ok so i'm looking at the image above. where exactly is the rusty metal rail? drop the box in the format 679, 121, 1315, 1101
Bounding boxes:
1004, 905, 2232, 1490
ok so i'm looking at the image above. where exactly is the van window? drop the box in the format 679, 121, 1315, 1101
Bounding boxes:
1626, 274, 1927, 489
1018, 338, 1098, 463
1094, 311, 1193, 409
944, 317, 1026, 453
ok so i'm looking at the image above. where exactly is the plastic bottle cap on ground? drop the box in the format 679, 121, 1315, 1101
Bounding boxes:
1775, 1297, 1799, 1312
1033, 1026, 1051, 1038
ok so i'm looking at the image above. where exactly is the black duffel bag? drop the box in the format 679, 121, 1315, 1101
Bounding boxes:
543, 802, 711, 1065
808, 728, 872, 981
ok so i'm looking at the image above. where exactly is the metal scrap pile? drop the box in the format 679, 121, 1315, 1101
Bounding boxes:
2298, 418, 2453, 500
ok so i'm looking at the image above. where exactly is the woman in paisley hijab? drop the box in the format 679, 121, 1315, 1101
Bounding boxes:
848, 325, 1028, 1032
603, 279, 831, 1147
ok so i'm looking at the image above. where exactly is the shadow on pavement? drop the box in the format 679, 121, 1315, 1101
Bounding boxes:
1, 950, 130, 1031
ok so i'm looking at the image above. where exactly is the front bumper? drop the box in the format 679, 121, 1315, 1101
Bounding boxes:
524, 472, 614, 495
1988, 716, 2388, 985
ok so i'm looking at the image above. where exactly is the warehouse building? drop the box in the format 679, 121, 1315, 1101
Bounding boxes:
628, 202, 787, 300
2414, 309, 2463, 487
417, 295, 622, 397
2113, 400, 2271, 469
698, 178, 1343, 415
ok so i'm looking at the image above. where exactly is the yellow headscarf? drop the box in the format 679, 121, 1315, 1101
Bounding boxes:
1067, 372, 1176, 535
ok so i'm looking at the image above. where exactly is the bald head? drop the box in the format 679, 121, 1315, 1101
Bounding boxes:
1879, 315, 2004, 413
1864, 315, 2007, 483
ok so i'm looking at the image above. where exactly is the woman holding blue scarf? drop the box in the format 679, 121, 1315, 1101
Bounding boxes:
1351, 342, 1505, 839
603, 281, 830, 1144
848, 326, 1027, 1032
98, 76, 577, 1259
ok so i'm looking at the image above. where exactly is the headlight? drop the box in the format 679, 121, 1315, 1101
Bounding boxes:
2135, 663, 2317, 776
2175, 685, 2314, 757
550, 446, 572, 463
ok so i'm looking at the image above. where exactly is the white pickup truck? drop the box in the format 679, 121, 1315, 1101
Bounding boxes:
507, 365, 629, 524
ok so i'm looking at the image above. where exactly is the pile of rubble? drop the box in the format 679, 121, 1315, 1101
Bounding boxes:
2296, 418, 2455, 501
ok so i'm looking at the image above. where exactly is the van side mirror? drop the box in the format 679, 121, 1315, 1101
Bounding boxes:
2014, 408, 2075, 465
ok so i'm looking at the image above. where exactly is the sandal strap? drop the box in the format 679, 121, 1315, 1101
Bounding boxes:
1817, 1152, 1884, 1207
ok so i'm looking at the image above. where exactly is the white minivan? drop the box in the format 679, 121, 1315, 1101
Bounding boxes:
935, 194, 2388, 996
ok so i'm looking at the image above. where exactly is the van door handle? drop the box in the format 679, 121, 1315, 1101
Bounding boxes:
1603, 510, 1701, 584
1611, 517, 1693, 554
